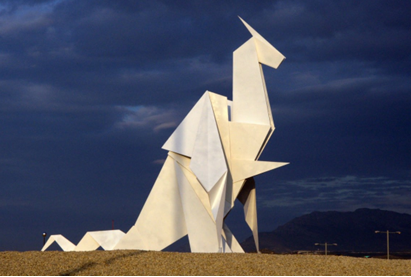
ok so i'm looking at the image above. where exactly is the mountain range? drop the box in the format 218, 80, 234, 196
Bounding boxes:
241, 208, 411, 253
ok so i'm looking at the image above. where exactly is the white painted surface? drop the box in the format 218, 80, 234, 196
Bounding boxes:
231, 160, 289, 182
190, 92, 227, 192
41, 235, 75, 252
75, 233, 100, 251
115, 156, 187, 250
162, 92, 208, 157
233, 38, 270, 126
87, 230, 125, 250
175, 160, 219, 253
239, 17, 285, 69
238, 179, 259, 252
229, 122, 270, 160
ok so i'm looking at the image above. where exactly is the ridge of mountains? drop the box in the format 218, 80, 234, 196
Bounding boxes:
241, 208, 411, 253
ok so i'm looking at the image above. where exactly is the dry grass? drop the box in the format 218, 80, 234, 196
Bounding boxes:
1, 250, 411, 276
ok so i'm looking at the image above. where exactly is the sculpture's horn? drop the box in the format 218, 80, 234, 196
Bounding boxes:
238, 16, 285, 69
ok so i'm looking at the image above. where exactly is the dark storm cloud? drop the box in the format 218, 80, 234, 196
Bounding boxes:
255, 1, 411, 62
2, 0, 409, 107
0, 0, 243, 108
0, 0, 410, 250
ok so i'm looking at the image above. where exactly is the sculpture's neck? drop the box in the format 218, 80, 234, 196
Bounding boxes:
232, 38, 274, 128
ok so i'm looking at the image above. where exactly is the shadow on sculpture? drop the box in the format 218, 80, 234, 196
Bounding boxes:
42, 17, 288, 253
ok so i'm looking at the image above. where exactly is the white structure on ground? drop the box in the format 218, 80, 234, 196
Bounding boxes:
42, 230, 125, 252
41, 235, 76, 252
75, 230, 125, 251
42, 17, 288, 253
114, 17, 288, 253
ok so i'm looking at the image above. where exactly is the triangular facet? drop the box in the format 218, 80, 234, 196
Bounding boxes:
231, 160, 289, 182
162, 92, 209, 157
175, 160, 214, 220
175, 160, 219, 253
86, 230, 125, 250
190, 92, 227, 192
168, 151, 192, 173
114, 225, 149, 250
208, 172, 228, 250
229, 122, 270, 160
231, 180, 246, 207
115, 156, 187, 251
41, 235, 76, 252
75, 233, 99, 251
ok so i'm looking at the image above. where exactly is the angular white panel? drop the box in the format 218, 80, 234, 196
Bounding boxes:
162, 92, 209, 157
232, 38, 270, 126
255, 38, 285, 69
175, 160, 214, 220
113, 225, 148, 250
41, 235, 76, 252
208, 172, 228, 250
86, 230, 125, 250
209, 173, 227, 221
238, 179, 259, 252
231, 160, 289, 182
168, 151, 191, 172
114, 155, 187, 250
208, 92, 231, 161
229, 122, 270, 160
175, 160, 219, 253
257, 65, 275, 160
231, 180, 246, 207
239, 16, 285, 69
75, 233, 100, 251
190, 92, 227, 192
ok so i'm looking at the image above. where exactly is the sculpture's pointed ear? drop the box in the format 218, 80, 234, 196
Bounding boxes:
238, 16, 286, 69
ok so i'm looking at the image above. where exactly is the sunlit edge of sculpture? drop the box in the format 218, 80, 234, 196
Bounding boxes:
42, 16, 289, 253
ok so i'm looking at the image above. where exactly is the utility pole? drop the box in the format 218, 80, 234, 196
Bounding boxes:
375, 230, 401, 260
314, 242, 337, 255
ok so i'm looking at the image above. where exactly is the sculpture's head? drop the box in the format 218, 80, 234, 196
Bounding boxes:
239, 16, 285, 69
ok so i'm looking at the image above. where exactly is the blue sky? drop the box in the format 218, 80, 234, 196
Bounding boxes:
1, 0, 410, 251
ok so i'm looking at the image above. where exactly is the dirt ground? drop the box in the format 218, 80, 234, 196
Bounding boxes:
1, 250, 411, 276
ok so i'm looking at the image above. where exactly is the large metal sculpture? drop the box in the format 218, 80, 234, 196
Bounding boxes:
42, 17, 288, 253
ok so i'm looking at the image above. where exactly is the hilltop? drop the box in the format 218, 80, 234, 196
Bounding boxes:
242, 208, 411, 253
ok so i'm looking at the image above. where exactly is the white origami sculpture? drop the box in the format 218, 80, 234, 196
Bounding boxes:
41, 17, 288, 254
114, 17, 288, 253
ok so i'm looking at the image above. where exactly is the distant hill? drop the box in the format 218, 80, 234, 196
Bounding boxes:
241, 208, 411, 253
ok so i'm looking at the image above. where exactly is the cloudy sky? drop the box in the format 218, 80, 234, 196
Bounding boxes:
1, 0, 410, 251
